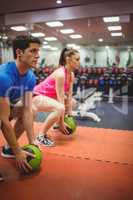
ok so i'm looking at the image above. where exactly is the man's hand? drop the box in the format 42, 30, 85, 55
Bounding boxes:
15, 150, 35, 173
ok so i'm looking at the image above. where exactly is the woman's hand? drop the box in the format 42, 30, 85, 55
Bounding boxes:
58, 121, 70, 135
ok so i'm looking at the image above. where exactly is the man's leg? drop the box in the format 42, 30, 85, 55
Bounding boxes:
11, 105, 25, 139
14, 117, 25, 139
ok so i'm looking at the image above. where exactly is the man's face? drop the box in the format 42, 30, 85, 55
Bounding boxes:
19, 43, 41, 68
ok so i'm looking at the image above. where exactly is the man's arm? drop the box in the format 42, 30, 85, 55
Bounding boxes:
23, 91, 35, 144
0, 92, 34, 172
0, 97, 21, 155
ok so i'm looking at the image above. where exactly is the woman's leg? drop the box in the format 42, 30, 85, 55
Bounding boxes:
32, 95, 65, 146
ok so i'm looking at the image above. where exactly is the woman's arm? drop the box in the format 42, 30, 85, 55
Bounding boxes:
65, 72, 75, 115
55, 73, 65, 104
55, 72, 69, 134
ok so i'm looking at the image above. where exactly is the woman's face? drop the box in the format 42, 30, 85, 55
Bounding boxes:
67, 52, 80, 70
